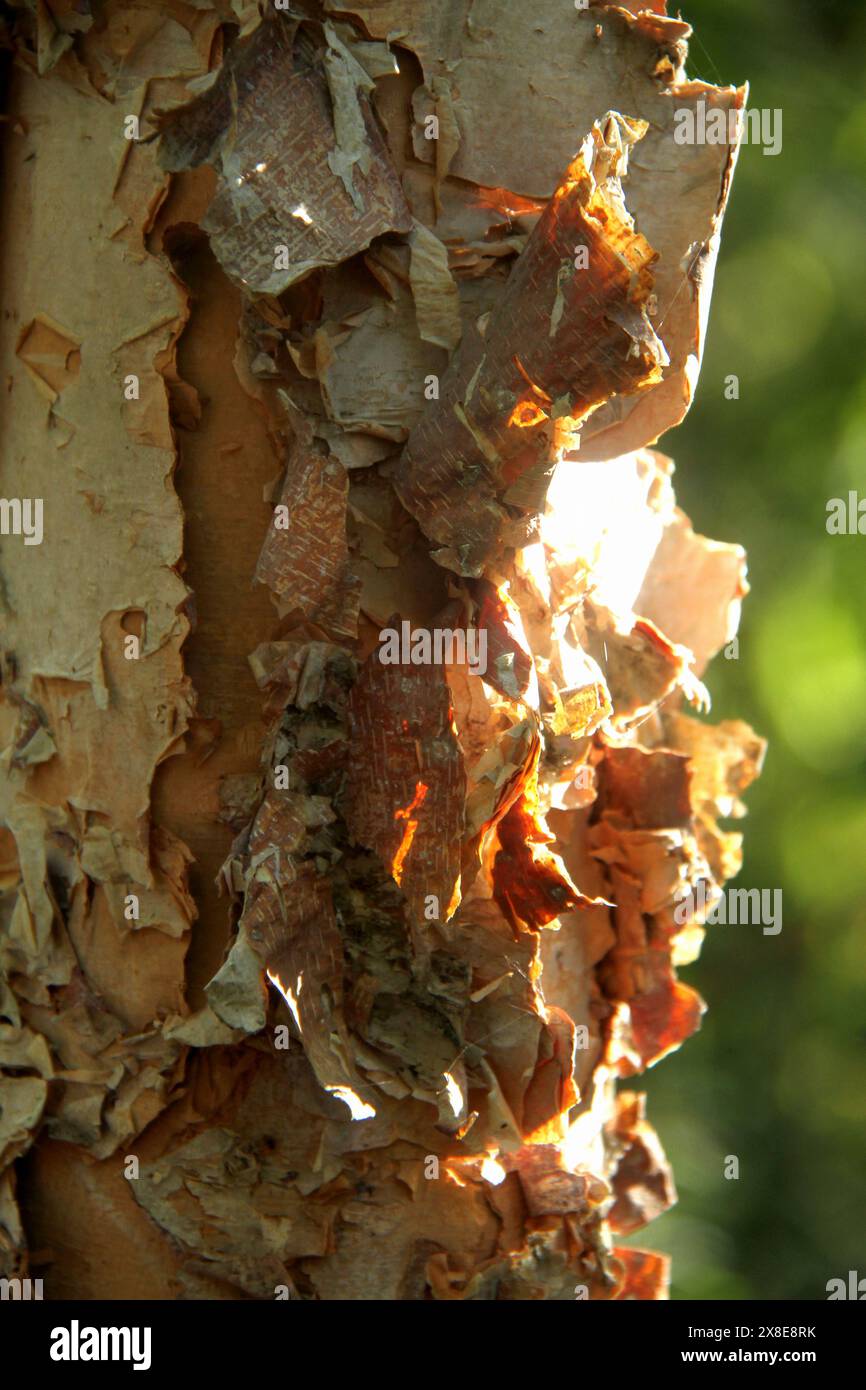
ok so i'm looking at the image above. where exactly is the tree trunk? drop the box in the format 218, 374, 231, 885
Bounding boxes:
0, 0, 762, 1301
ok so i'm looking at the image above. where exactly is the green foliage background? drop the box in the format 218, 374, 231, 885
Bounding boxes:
624, 0, 866, 1299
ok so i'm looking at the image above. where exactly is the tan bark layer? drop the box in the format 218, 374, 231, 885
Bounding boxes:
0, 0, 760, 1300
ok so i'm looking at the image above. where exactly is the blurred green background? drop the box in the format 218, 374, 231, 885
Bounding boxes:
627, 0, 866, 1299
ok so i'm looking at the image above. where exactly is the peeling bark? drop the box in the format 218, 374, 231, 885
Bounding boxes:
0, 0, 761, 1300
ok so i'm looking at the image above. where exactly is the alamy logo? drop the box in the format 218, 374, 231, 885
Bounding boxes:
673, 102, 783, 156
49, 1320, 152, 1371
0, 1277, 43, 1299
826, 1270, 866, 1299
0, 497, 43, 545
826, 492, 866, 534
378, 621, 488, 677
674, 881, 782, 935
